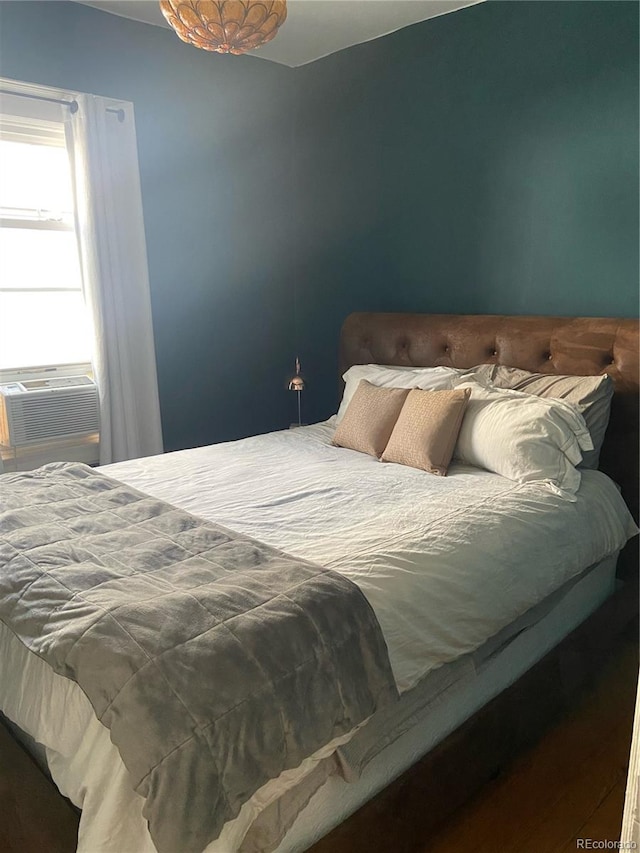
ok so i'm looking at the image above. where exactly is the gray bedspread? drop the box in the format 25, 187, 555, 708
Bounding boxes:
0, 463, 398, 853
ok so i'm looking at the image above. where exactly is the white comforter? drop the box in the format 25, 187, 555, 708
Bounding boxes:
0, 419, 636, 853
105, 418, 636, 692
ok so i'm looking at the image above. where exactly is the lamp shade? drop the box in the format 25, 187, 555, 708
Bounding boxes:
287, 357, 305, 427
159, 1, 288, 55
287, 357, 305, 392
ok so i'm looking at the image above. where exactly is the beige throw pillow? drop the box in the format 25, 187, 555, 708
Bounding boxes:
381, 388, 471, 475
332, 380, 410, 458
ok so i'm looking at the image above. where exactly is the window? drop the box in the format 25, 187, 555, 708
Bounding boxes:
0, 113, 93, 372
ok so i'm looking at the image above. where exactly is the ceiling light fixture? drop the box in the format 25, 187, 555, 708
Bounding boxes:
159, 1, 288, 55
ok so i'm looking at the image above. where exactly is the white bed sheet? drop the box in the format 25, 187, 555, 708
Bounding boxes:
0, 420, 636, 853
105, 418, 636, 693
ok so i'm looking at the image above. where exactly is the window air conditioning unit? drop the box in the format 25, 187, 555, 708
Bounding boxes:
0, 376, 99, 448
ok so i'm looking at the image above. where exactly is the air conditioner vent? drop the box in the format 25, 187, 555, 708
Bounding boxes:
0, 378, 99, 447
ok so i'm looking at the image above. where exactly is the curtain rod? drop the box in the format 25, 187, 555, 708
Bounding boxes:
0, 89, 125, 121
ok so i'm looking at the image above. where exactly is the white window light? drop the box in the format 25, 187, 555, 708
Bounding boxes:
0, 107, 93, 375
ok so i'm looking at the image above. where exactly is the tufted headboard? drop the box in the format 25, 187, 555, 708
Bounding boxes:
340, 313, 639, 520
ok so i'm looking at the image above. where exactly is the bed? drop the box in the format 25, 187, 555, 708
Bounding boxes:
0, 312, 638, 853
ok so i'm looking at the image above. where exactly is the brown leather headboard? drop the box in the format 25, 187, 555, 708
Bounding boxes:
340, 313, 639, 520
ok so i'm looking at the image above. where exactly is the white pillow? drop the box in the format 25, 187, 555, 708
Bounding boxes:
457, 364, 613, 470
337, 364, 460, 424
452, 380, 594, 495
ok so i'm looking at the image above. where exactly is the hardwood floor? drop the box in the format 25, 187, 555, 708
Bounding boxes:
0, 624, 636, 853
0, 721, 78, 853
425, 623, 638, 853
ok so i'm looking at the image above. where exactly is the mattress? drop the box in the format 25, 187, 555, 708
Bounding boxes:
0, 419, 636, 852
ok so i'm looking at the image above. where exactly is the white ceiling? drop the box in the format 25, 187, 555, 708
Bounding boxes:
75, 0, 483, 67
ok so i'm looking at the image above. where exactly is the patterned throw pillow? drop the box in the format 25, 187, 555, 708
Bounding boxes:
381, 388, 471, 475
332, 380, 410, 458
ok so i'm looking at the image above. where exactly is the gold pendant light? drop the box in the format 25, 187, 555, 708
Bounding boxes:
160, 1, 288, 55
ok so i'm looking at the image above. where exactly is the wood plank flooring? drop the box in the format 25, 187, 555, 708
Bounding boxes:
0, 623, 636, 853
0, 722, 78, 853
425, 623, 638, 853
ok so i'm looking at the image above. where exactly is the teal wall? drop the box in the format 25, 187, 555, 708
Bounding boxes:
1, 1, 637, 437
0, 0, 299, 450
291, 1, 639, 423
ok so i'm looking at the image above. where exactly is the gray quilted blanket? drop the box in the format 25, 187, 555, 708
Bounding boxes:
0, 463, 397, 853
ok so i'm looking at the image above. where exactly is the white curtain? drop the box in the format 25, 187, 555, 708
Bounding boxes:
65, 94, 163, 465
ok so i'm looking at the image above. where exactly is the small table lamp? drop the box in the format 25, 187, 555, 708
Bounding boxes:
287, 357, 305, 427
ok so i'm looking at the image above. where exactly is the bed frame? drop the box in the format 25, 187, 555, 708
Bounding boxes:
308, 312, 640, 853
1, 313, 637, 853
